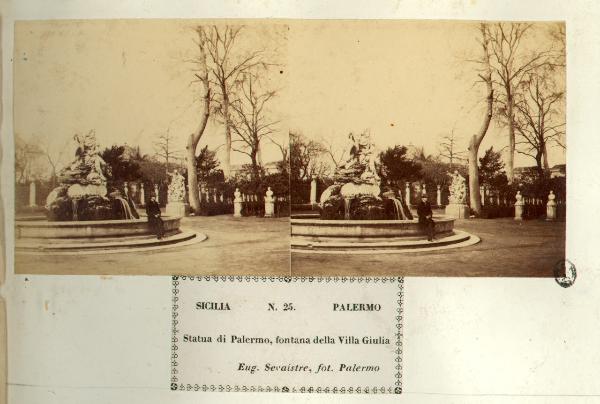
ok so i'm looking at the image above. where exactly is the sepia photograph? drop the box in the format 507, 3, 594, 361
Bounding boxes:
13, 20, 290, 275
12, 19, 567, 277
289, 20, 566, 277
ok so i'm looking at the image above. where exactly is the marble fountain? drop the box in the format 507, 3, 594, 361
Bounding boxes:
15, 131, 204, 255
291, 132, 479, 254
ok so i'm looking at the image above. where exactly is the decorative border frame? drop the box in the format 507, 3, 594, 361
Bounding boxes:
170, 275, 404, 394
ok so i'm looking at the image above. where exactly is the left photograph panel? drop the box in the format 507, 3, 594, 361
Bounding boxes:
13, 20, 291, 275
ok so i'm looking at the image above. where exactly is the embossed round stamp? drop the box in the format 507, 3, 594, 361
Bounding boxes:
554, 259, 576, 288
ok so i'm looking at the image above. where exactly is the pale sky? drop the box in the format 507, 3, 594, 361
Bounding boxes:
288, 20, 566, 168
14, 19, 565, 175
14, 19, 288, 171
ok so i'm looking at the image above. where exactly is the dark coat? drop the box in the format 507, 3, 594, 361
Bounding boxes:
416, 200, 433, 223
146, 200, 161, 219
145, 199, 164, 238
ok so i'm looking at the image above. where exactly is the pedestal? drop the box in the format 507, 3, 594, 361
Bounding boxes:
166, 201, 190, 217
445, 203, 469, 219
546, 204, 556, 221
514, 204, 524, 220
140, 183, 146, 206
309, 178, 317, 206
264, 200, 275, 217
234, 201, 243, 217
29, 181, 37, 207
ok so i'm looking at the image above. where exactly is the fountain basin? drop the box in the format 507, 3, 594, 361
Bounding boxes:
292, 216, 454, 240
16, 216, 182, 239
15, 216, 206, 254
291, 215, 479, 253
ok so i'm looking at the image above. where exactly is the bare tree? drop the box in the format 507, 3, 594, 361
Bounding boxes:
514, 72, 565, 174
467, 23, 494, 215
486, 23, 553, 183
229, 74, 278, 181
154, 128, 183, 175
197, 25, 269, 177
15, 133, 69, 184
544, 22, 567, 152
548, 23, 566, 68
15, 134, 43, 184
289, 132, 329, 181
186, 27, 211, 213
40, 137, 70, 187
321, 136, 348, 169
266, 134, 289, 164
437, 129, 466, 166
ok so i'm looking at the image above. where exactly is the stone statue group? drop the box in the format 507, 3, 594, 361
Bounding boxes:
314, 130, 473, 223
447, 170, 467, 204
45, 131, 139, 221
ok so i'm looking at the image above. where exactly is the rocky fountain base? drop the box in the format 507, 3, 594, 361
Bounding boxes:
15, 216, 206, 255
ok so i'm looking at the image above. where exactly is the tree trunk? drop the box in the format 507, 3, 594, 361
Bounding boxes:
250, 151, 259, 183
185, 102, 210, 213
250, 151, 262, 208
187, 138, 201, 212
257, 143, 263, 167
468, 142, 481, 213
469, 85, 494, 214
535, 136, 545, 176
187, 94, 210, 212
506, 95, 515, 184
542, 142, 549, 170
222, 91, 232, 178
186, 35, 211, 214
468, 25, 494, 216
535, 152, 544, 176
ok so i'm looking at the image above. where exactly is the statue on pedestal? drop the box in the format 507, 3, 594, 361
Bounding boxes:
264, 187, 275, 217
546, 190, 557, 221
445, 170, 469, 219
165, 170, 190, 217
448, 170, 467, 204
514, 190, 524, 220
167, 170, 186, 202
233, 188, 243, 217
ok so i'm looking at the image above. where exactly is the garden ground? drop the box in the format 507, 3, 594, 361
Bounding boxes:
291, 217, 566, 277
15, 215, 290, 276
15, 214, 565, 277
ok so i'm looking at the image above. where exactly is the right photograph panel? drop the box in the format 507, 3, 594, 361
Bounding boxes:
289, 20, 566, 277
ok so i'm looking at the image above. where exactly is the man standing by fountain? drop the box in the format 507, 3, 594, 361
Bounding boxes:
417, 194, 435, 242
146, 195, 165, 240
